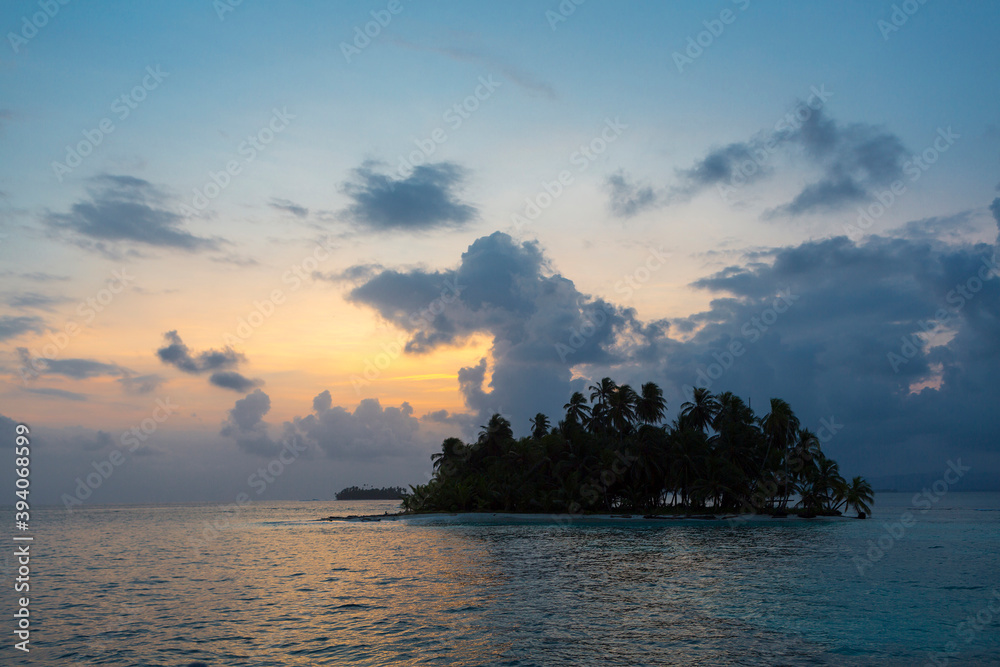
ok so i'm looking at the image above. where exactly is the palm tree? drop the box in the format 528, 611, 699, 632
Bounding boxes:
636, 382, 667, 425
608, 384, 638, 437
835, 476, 874, 518
563, 391, 591, 425
589, 377, 617, 409
761, 398, 800, 509
530, 413, 550, 440
431, 437, 466, 475
478, 414, 513, 458
680, 387, 720, 433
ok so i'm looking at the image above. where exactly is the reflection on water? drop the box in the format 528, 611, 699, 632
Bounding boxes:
6, 495, 999, 665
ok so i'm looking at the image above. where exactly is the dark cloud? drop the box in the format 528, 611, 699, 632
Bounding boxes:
339, 162, 477, 231
24, 387, 88, 401
209, 371, 261, 393
349, 231, 648, 427
0, 315, 45, 341
23, 356, 127, 379
45, 174, 218, 251
269, 198, 309, 218
220, 389, 279, 456
348, 221, 1000, 480
156, 331, 244, 374
606, 171, 658, 218
624, 108, 910, 219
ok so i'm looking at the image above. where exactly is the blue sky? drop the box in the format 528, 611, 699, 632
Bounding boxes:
1, 0, 998, 504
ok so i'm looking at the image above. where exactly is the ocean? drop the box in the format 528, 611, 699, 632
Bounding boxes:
4, 492, 999, 665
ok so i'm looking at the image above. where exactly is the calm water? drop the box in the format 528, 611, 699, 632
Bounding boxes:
4, 493, 999, 665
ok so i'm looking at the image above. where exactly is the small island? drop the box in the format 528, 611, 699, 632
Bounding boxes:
335, 485, 408, 500
401, 381, 874, 519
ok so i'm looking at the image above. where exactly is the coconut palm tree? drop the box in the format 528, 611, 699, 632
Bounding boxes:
530, 413, 550, 440
636, 382, 667, 425
563, 391, 591, 425
680, 387, 720, 434
589, 377, 617, 409
835, 476, 874, 518
761, 398, 800, 509
431, 437, 466, 475
608, 384, 638, 437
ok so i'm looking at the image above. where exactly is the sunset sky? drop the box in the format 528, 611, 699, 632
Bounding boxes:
2, 0, 999, 504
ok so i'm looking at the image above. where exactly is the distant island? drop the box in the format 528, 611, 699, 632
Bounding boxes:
402, 381, 874, 519
335, 485, 408, 500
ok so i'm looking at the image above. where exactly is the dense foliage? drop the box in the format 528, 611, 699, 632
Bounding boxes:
402, 381, 873, 517
336, 485, 408, 500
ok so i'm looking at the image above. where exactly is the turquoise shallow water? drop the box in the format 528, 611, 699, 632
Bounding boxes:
3, 493, 999, 665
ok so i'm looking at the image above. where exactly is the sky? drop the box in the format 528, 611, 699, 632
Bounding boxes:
1, 0, 999, 505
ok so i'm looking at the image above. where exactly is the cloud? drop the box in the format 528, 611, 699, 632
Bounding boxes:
269, 198, 309, 218
209, 371, 261, 393
990, 198, 1000, 242
117, 374, 165, 395
606, 171, 658, 218
338, 162, 477, 231
393, 38, 556, 99
347, 217, 1000, 481
21, 356, 128, 379
348, 231, 647, 427
0, 316, 45, 341
24, 387, 88, 401
78, 430, 114, 451
220, 389, 279, 456
624, 108, 910, 219
288, 392, 423, 459
220, 388, 434, 461
156, 331, 244, 374
7, 292, 70, 311
45, 174, 218, 251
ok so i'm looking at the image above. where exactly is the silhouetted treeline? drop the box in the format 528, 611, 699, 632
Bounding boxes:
403, 381, 873, 518
336, 485, 407, 500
